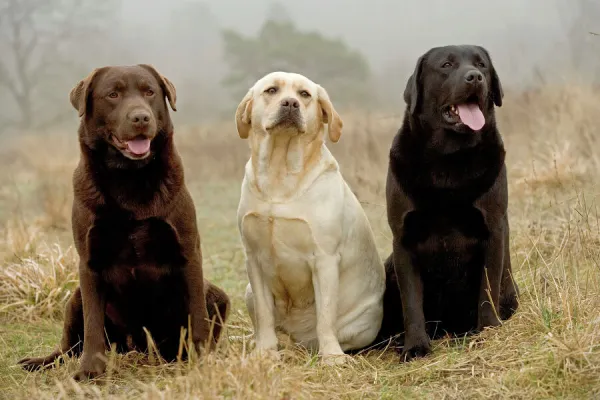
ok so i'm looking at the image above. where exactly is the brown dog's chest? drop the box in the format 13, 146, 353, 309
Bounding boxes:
87, 215, 187, 287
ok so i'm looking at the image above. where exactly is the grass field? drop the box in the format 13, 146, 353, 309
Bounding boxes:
1, 86, 600, 399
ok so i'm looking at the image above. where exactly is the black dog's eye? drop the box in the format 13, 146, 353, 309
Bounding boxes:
476, 62, 486, 68
442, 62, 452, 68
265, 87, 278, 94
108, 92, 119, 99
145, 89, 154, 96
299, 90, 311, 98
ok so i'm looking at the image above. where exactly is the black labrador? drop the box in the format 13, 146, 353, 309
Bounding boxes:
377, 45, 519, 362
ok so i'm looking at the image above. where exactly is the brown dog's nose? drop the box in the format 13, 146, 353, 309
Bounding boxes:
280, 97, 300, 109
465, 70, 484, 83
128, 110, 151, 127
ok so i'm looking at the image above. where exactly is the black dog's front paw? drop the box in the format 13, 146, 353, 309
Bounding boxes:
499, 288, 519, 321
399, 334, 431, 362
477, 309, 502, 332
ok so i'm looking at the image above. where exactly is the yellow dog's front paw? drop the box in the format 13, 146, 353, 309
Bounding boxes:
251, 347, 281, 361
320, 352, 354, 366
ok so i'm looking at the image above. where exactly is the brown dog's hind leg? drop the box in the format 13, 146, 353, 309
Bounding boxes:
18, 288, 85, 371
204, 280, 230, 344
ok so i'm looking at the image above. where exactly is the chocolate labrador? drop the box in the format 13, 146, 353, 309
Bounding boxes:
17, 65, 230, 380
377, 45, 519, 361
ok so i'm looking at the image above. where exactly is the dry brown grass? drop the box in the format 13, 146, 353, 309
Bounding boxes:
1, 85, 600, 399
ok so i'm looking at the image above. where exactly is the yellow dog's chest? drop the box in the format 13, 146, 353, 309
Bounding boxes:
241, 210, 319, 295
242, 211, 317, 261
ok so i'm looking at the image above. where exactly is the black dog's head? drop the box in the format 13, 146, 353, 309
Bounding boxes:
70, 64, 177, 169
403, 45, 503, 146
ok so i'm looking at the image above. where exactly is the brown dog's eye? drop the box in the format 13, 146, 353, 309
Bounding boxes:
108, 92, 119, 99
299, 90, 311, 98
265, 87, 278, 94
476, 62, 485, 68
442, 62, 452, 68
145, 89, 154, 96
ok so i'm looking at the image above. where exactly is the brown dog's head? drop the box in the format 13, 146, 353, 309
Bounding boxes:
404, 45, 503, 137
70, 64, 177, 166
235, 72, 343, 144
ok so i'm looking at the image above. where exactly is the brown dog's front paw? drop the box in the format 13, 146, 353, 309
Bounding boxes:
74, 356, 106, 381
399, 335, 431, 362
73, 369, 102, 381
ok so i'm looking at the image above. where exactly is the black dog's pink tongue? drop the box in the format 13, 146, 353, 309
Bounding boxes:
126, 138, 151, 155
457, 104, 485, 131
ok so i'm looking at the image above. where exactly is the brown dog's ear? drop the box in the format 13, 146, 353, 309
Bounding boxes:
139, 64, 177, 111
477, 46, 504, 107
317, 85, 343, 143
235, 89, 253, 139
70, 68, 104, 117
404, 54, 426, 115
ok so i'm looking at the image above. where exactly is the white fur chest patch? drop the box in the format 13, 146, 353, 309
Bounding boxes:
241, 211, 320, 310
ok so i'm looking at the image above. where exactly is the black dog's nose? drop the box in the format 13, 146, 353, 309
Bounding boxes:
465, 70, 484, 83
280, 97, 300, 109
128, 110, 151, 126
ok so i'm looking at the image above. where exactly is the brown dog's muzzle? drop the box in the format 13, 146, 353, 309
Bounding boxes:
128, 109, 152, 134
112, 103, 158, 159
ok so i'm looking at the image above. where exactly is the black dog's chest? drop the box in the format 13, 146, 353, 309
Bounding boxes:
402, 207, 488, 272
87, 216, 186, 284
407, 163, 495, 207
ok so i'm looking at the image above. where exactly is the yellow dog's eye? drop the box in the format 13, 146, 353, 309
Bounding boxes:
265, 87, 278, 94
299, 90, 311, 98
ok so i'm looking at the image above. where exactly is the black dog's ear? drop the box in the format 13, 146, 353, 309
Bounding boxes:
478, 46, 504, 107
403, 54, 426, 115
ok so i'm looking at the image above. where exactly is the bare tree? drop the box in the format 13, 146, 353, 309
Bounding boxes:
0, 0, 119, 131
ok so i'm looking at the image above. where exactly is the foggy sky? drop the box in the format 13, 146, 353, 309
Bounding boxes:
1, 0, 598, 130
119, 0, 575, 84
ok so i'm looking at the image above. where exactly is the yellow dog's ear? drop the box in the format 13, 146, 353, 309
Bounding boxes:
69, 68, 105, 117
138, 64, 177, 111
235, 89, 253, 139
317, 85, 343, 143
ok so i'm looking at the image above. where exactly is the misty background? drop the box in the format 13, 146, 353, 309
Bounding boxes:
0, 0, 598, 134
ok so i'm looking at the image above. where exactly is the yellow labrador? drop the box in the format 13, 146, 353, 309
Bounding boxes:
235, 72, 385, 363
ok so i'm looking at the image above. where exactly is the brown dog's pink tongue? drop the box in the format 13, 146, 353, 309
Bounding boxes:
126, 138, 151, 155
457, 104, 485, 131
